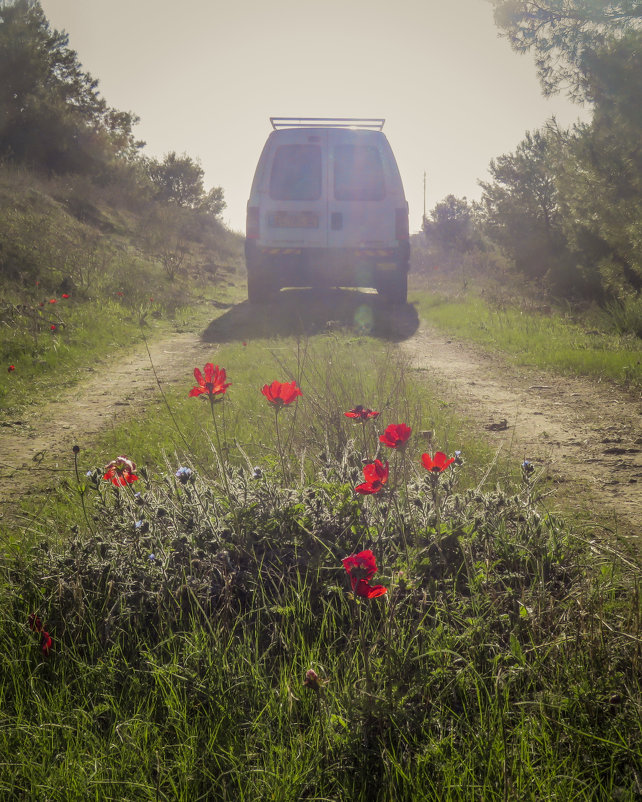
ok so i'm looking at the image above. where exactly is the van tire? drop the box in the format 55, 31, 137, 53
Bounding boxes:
378, 271, 407, 305
247, 269, 278, 304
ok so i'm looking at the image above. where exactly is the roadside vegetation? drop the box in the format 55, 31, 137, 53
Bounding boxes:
1, 1, 640, 799
2, 338, 641, 800
409, 249, 642, 391
422, 1, 642, 343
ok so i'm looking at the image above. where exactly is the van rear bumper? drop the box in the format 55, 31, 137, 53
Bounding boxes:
245, 241, 409, 289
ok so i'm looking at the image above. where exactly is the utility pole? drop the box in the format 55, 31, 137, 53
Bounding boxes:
423, 171, 427, 225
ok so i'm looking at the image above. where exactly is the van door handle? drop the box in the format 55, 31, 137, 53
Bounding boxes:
331, 212, 343, 230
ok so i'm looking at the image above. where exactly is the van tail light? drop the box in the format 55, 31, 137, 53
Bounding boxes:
246, 206, 260, 239
395, 206, 409, 241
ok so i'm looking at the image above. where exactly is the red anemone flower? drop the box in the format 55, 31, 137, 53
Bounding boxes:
49, 298, 57, 304
355, 459, 389, 495
62, 293, 70, 299
189, 363, 231, 399
261, 380, 302, 408
29, 614, 52, 655
103, 455, 139, 486
8, 365, 15, 372
344, 405, 379, 420
421, 452, 456, 473
50, 324, 57, 331
40, 630, 52, 656
342, 549, 387, 598
380, 423, 412, 449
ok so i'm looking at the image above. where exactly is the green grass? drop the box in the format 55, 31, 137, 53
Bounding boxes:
69, 334, 499, 496
0, 160, 244, 418
0, 280, 243, 418
410, 284, 642, 389
1, 332, 640, 800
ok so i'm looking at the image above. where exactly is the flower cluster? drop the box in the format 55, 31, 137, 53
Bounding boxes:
345, 415, 457, 494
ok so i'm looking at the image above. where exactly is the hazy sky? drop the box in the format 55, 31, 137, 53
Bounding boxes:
39, 0, 587, 233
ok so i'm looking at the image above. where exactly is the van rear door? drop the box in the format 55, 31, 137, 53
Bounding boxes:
262, 129, 328, 249
326, 129, 396, 250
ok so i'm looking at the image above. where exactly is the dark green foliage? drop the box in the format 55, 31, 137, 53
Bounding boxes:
479, 129, 588, 297
481, 2, 642, 320
422, 195, 479, 254
0, 0, 142, 176
491, 0, 642, 101
3, 444, 640, 799
145, 151, 226, 216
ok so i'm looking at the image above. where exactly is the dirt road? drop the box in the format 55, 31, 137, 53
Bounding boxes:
1, 293, 640, 536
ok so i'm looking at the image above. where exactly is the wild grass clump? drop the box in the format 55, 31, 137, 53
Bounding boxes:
1, 358, 640, 800
411, 287, 642, 390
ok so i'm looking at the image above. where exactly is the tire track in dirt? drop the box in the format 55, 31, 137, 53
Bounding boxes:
1, 316, 640, 538
0, 334, 214, 517
402, 325, 642, 538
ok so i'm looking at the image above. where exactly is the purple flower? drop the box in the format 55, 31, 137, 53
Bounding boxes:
175, 466, 193, 484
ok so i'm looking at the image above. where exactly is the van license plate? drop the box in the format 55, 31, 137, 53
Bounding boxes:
270, 211, 318, 228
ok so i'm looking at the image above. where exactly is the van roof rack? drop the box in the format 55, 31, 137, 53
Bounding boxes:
270, 117, 385, 131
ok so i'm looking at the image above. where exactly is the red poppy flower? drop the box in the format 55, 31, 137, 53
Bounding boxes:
103, 455, 139, 486
421, 452, 455, 473
116, 291, 124, 297
189, 364, 231, 399
8, 365, 15, 372
355, 459, 389, 494
40, 630, 52, 655
62, 293, 70, 299
344, 405, 379, 420
342, 549, 387, 598
380, 423, 412, 449
49, 298, 57, 304
353, 579, 388, 598
50, 324, 56, 331
261, 380, 302, 408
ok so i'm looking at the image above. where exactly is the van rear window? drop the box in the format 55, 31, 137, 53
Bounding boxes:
333, 145, 385, 201
269, 145, 322, 201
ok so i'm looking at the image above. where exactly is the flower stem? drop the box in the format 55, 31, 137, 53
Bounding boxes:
73, 448, 94, 535
361, 419, 368, 458
357, 600, 373, 700
274, 407, 288, 484
209, 397, 237, 529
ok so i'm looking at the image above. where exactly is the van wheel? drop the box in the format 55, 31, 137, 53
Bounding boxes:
247, 270, 278, 304
378, 271, 407, 305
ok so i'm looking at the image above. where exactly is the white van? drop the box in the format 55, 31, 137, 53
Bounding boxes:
245, 118, 409, 304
